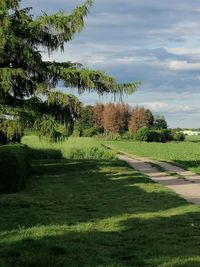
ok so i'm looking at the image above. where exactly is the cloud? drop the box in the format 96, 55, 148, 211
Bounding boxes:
134, 102, 199, 114
168, 61, 200, 71
20, 0, 200, 127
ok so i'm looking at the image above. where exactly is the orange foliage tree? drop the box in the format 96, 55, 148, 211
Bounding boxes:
93, 103, 104, 133
103, 103, 120, 135
128, 107, 149, 134
116, 103, 130, 133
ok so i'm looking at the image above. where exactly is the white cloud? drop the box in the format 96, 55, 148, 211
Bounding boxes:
168, 60, 200, 71
128, 101, 199, 114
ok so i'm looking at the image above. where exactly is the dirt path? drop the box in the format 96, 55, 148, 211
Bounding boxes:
118, 154, 200, 206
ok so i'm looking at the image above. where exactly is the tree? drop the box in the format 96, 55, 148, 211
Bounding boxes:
74, 105, 95, 136
93, 103, 104, 133
116, 103, 129, 133
145, 109, 154, 127
103, 103, 120, 136
153, 115, 167, 130
128, 107, 149, 134
0, 1, 140, 107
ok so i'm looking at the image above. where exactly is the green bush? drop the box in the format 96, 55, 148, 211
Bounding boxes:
120, 131, 134, 140
147, 130, 160, 142
82, 127, 98, 137
0, 145, 31, 193
147, 129, 173, 143
161, 129, 173, 142
135, 127, 150, 142
173, 132, 185, 142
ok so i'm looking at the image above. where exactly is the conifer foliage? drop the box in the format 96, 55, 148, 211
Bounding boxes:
0, 0, 140, 143
0, 0, 140, 102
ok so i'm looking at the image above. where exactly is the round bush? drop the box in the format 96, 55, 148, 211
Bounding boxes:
173, 132, 185, 142
135, 127, 150, 142
82, 127, 98, 137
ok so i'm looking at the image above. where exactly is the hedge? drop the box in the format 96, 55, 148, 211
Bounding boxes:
0, 145, 31, 193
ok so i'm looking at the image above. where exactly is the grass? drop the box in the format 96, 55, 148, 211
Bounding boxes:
22, 135, 115, 160
1, 158, 200, 266
104, 137, 200, 174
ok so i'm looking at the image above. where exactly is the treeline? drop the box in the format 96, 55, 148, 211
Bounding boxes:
73, 103, 185, 142
0, 96, 184, 144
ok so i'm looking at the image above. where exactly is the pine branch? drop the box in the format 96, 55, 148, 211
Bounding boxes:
31, 0, 93, 53
59, 67, 141, 96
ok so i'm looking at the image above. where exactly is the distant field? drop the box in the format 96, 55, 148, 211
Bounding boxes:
104, 137, 200, 174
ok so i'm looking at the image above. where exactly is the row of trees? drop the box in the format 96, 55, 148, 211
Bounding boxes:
74, 103, 168, 138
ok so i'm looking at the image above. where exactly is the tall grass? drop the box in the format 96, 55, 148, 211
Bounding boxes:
22, 135, 115, 160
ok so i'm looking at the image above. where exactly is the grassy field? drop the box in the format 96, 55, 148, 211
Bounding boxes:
104, 136, 200, 174
1, 157, 200, 266
22, 135, 115, 159
2, 135, 200, 266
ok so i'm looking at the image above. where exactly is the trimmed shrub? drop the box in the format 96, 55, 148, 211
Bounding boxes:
0, 145, 31, 193
173, 132, 185, 142
135, 127, 150, 142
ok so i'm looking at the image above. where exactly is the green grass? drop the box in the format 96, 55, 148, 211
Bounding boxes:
22, 135, 115, 160
104, 139, 200, 174
1, 158, 200, 266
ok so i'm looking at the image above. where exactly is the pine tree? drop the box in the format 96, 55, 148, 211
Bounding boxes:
0, 1, 141, 141
0, 1, 140, 104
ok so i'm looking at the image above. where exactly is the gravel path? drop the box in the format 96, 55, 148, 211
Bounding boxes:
118, 154, 200, 206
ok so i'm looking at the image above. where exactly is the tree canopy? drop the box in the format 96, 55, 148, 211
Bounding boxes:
0, 0, 140, 104
0, 0, 141, 142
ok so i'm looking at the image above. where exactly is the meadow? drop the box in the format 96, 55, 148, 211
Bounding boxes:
1, 135, 200, 266
104, 136, 200, 174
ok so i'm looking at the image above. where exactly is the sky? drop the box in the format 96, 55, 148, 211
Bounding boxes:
20, 0, 200, 128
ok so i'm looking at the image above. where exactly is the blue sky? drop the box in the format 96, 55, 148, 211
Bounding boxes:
20, 0, 200, 128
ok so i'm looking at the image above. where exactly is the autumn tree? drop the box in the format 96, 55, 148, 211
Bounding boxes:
116, 103, 129, 133
128, 107, 149, 134
93, 103, 104, 133
103, 103, 120, 136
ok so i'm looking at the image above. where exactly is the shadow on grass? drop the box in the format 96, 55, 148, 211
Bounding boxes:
1, 159, 200, 266
29, 147, 63, 159
173, 160, 200, 172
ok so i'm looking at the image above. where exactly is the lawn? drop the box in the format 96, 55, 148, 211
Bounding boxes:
1, 157, 200, 267
104, 137, 200, 174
